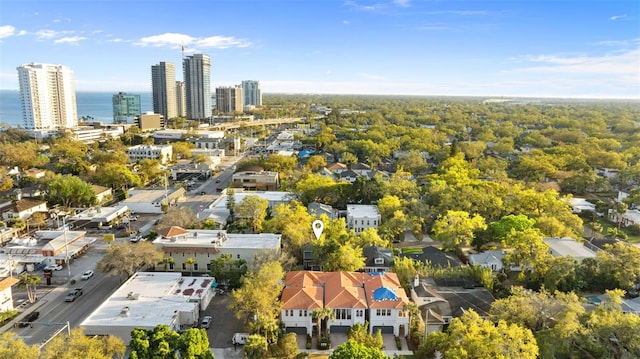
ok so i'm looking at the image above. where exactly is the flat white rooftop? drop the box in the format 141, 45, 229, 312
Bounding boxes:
81, 272, 204, 328
544, 237, 596, 259
154, 229, 281, 250
347, 204, 380, 218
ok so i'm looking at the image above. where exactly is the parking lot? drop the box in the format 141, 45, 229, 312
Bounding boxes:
201, 291, 245, 348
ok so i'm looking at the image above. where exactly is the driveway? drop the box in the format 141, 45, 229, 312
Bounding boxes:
201, 292, 245, 348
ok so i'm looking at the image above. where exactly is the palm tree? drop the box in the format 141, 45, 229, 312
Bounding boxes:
160, 257, 174, 271
312, 307, 334, 337
185, 257, 196, 276
19, 273, 41, 303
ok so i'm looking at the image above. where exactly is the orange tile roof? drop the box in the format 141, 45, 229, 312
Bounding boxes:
157, 226, 189, 238
281, 270, 409, 310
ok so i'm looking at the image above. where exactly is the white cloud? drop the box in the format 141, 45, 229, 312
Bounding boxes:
17, 30, 27, 36
394, 0, 410, 7
53, 36, 86, 45
195, 35, 252, 49
0, 25, 15, 39
516, 48, 640, 76
343, 20, 351, 25
134, 32, 251, 49
135, 33, 194, 48
609, 15, 628, 21
425, 10, 488, 16
107, 38, 124, 43
35, 29, 59, 40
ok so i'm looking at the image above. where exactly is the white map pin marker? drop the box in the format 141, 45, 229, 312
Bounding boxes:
312, 220, 324, 240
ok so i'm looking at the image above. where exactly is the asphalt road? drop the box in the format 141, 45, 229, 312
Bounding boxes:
13, 271, 121, 346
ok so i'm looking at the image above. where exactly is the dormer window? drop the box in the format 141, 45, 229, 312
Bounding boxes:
374, 257, 384, 265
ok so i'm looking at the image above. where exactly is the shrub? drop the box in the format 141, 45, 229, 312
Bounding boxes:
627, 224, 640, 236
70, 279, 76, 285
395, 336, 402, 350
306, 334, 312, 349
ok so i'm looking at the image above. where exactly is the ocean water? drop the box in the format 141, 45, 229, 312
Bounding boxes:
0, 89, 153, 127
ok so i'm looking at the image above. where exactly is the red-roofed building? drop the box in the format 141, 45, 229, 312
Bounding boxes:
280, 271, 409, 336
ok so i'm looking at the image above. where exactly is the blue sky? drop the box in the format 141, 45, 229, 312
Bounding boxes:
0, 0, 638, 99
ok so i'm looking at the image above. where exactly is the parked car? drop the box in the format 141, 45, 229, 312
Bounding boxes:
80, 270, 94, 280
129, 235, 143, 243
200, 191, 206, 195
65, 288, 83, 302
45, 264, 63, 271
200, 316, 212, 329
232, 333, 250, 345
18, 311, 39, 327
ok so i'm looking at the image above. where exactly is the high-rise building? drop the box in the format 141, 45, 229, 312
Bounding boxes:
151, 62, 177, 121
183, 54, 211, 120
17, 63, 78, 130
241, 80, 262, 107
112, 92, 141, 124
175, 81, 186, 118
215, 86, 243, 113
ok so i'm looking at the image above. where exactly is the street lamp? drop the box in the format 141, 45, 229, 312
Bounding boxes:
62, 216, 71, 283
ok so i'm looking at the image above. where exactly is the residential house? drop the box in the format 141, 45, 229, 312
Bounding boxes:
411, 277, 495, 334
346, 205, 381, 234
351, 163, 372, 177
281, 271, 410, 336
362, 246, 394, 272
400, 246, 462, 269
302, 244, 322, 271
468, 250, 507, 272
307, 202, 338, 219
337, 169, 359, 183
544, 237, 596, 262
326, 163, 348, 174
0, 199, 48, 222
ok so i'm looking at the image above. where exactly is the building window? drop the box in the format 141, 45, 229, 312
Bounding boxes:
206, 263, 211, 271
182, 263, 186, 270
237, 254, 240, 259
356, 310, 363, 317
193, 263, 198, 271
169, 263, 174, 270
334, 308, 352, 320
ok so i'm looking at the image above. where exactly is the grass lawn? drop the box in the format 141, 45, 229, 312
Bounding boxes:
401, 247, 423, 254
589, 218, 640, 243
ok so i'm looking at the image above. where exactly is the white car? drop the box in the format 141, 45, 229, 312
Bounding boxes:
80, 270, 94, 280
45, 264, 63, 271
129, 235, 143, 243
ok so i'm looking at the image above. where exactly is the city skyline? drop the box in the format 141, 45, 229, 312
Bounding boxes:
0, 0, 638, 99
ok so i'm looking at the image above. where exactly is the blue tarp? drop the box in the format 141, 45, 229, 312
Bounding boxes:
373, 286, 398, 301
298, 149, 315, 158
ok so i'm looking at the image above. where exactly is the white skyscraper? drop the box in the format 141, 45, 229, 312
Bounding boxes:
241, 80, 262, 106
17, 63, 78, 130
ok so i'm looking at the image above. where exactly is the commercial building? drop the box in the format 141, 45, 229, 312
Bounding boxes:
82, 272, 214, 343
183, 54, 211, 120
151, 62, 178, 121
241, 80, 262, 107
17, 63, 78, 131
215, 86, 243, 113
152, 226, 281, 272
120, 188, 185, 214
133, 112, 165, 131
126, 144, 173, 164
112, 92, 141, 124
346, 205, 381, 233
231, 168, 279, 191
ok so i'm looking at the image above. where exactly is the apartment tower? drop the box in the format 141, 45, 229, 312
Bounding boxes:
175, 81, 187, 118
241, 80, 262, 107
183, 54, 211, 120
17, 63, 78, 130
151, 62, 177, 121
112, 92, 141, 124
215, 86, 243, 113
